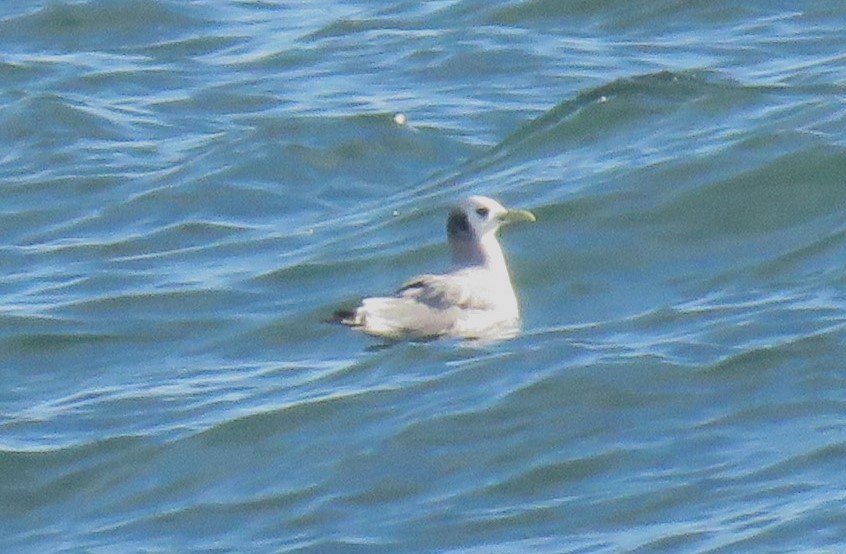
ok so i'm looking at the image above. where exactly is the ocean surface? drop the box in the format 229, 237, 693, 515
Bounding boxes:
2, 1, 846, 552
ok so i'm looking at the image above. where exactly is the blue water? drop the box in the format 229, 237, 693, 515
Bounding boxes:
2, 1, 846, 552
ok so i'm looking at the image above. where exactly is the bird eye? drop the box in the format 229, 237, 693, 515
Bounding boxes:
475, 207, 489, 218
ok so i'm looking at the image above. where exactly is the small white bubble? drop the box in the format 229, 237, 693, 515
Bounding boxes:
599, 95, 608, 103
393, 113, 407, 126
392, 210, 399, 216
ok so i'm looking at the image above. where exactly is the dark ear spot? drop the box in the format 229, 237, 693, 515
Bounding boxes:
447, 209, 472, 239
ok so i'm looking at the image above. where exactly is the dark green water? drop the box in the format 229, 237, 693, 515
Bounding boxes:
2, 1, 846, 552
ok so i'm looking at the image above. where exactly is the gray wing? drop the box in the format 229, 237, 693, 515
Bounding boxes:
343, 273, 500, 339
396, 274, 496, 311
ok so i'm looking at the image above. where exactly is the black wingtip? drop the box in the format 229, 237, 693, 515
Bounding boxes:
325, 309, 356, 326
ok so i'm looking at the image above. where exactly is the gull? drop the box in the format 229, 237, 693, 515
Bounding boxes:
333, 196, 535, 341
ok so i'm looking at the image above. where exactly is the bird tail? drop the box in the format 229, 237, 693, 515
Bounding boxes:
325, 308, 360, 327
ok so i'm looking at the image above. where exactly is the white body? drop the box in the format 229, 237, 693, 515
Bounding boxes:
337, 196, 534, 341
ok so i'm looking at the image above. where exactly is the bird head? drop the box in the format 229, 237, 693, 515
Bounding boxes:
448, 196, 535, 241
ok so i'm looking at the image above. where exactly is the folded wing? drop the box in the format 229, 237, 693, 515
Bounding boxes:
339, 272, 497, 339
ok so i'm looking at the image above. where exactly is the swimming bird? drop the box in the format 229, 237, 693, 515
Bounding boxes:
333, 196, 535, 341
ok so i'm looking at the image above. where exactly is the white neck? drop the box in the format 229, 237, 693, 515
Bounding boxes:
478, 232, 508, 275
